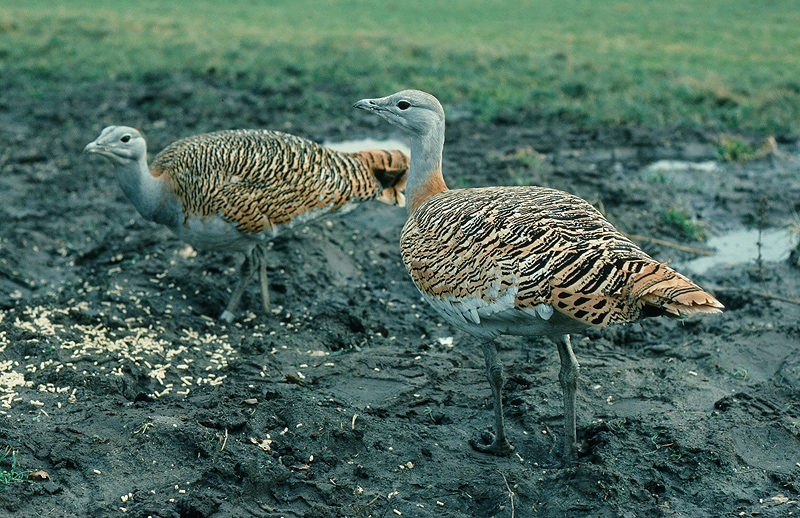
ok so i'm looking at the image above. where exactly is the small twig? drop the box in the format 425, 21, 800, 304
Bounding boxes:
134, 422, 153, 435
351, 495, 382, 515
625, 234, 715, 256
542, 422, 557, 456
711, 286, 800, 306
220, 428, 228, 451
497, 470, 515, 518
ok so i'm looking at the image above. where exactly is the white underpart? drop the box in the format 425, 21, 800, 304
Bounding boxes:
421, 287, 565, 340
290, 200, 359, 226
178, 215, 259, 253
413, 270, 569, 339
176, 201, 359, 254
534, 304, 554, 320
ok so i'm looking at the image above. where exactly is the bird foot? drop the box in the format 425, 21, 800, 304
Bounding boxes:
561, 452, 578, 467
219, 310, 236, 323
469, 431, 514, 456
560, 441, 583, 467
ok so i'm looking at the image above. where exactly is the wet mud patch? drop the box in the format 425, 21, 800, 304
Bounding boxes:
1, 77, 800, 517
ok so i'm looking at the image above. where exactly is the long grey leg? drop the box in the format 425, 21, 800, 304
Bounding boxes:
219, 248, 259, 323
470, 340, 515, 456
252, 244, 271, 314
554, 333, 580, 464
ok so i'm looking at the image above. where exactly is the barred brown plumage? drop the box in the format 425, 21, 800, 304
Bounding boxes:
85, 126, 408, 322
355, 89, 722, 463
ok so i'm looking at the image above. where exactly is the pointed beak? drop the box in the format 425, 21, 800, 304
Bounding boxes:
353, 98, 380, 112
84, 141, 101, 154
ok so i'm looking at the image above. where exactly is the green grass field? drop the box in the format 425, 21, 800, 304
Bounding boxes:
2, 0, 799, 132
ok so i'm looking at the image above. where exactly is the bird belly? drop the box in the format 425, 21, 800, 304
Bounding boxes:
175, 215, 262, 254
420, 291, 587, 340
173, 199, 359, 254
288, 200, 359, 227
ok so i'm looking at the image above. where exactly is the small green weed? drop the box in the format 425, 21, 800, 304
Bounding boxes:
644, 169, 672, 184
661, 207, 707, 242
733, 367, 749, 381
716, 135, 755, 163
0, 447, 27, 490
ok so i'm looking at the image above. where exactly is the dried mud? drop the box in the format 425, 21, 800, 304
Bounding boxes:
1, 77, 800, 517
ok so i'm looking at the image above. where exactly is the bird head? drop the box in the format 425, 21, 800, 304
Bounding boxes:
84, 126, 147, 165
353, 90, 444, 137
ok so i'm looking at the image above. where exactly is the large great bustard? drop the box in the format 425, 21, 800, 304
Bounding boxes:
86, 126, 408, 322
354, 90, 722, 461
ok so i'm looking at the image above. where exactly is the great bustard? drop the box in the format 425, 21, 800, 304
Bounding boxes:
354, 90, 722, 462
85, 126, 408, 322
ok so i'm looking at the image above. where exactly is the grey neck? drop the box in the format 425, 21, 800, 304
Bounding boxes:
406, 119, 446, 215
113, 157, 167, 222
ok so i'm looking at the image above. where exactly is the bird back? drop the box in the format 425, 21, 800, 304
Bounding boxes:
150, 130, 408, 234
401, 186, 722, 330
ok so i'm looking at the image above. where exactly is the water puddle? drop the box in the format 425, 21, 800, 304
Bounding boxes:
324, 137, 410, 154
675, 228, 796, 275
645, 160, 719, 173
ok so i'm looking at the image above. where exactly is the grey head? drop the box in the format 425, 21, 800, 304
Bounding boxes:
84, 126, 147, 165
353, 90, 445, 137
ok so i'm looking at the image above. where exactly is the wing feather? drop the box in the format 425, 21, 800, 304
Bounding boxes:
401, 186, 722, 329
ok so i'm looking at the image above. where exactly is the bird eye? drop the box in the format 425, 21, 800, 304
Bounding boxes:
120, 135, 131, 143
397, 100, 411, 110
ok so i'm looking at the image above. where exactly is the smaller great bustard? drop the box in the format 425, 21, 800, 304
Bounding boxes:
354, 90, 722, 462
85, 127, 408, 322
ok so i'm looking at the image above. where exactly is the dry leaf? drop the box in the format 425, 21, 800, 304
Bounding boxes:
768, 493, 789, 505
29, 470, 50, 481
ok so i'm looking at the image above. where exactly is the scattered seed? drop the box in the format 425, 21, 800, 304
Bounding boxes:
250, 437, 273, 451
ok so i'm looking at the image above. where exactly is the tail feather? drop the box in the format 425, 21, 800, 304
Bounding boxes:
355, 149, 409, 207
638, 273, 724, 318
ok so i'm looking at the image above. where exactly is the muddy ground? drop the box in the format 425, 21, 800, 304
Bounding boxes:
1, 76, 800, 518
